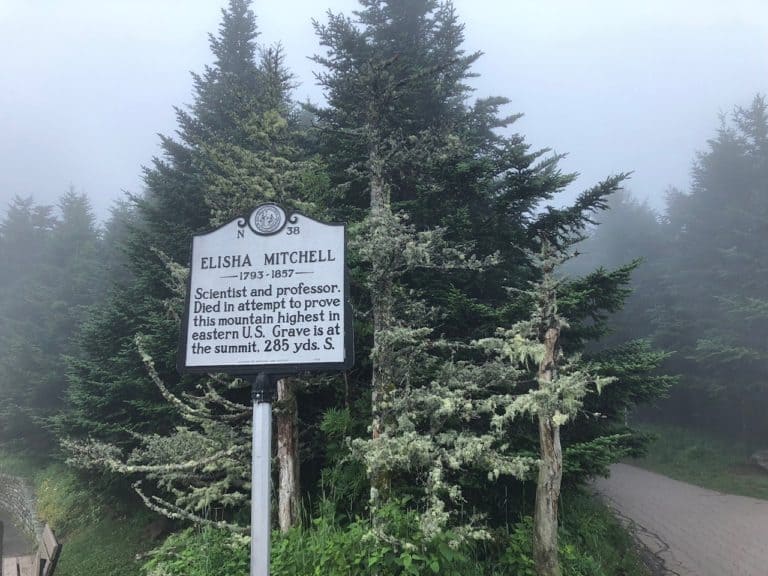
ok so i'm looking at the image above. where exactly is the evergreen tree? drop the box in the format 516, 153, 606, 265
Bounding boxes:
60, 0, 300, 444
567, 189, 667, 346
313, 0, 451, 504
310, 0, 666, 544
0, 192, 103, 448
0, 196, 54, 446
60, 0, 314, 531
60, 0, 670, 556
653, 95, 768, 444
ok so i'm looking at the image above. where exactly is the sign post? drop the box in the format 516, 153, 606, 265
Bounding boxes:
250, 373, 273, 576
178, 204, 352, 576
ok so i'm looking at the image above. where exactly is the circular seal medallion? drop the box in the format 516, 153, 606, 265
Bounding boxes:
249, 204, 285, 235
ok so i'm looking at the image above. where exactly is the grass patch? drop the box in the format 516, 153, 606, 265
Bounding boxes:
0, 448, 47, 479
560, 490, 650, 576
54, 512, 154, 576
37, 465, 159, 576
0, 450, 159, 576
630, 424, 768, 500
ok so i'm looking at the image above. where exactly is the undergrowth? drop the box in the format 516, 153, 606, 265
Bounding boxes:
0, 450, 158, 576
144, 492, 649, 576
631, 424, 768, 500
0, 449, 649, 576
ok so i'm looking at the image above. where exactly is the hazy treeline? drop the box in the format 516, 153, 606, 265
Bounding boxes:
0, 192, 127, 448
573, 96, 768, 449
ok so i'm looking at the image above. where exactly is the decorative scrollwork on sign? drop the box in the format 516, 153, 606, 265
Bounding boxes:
249, 204, 286, 235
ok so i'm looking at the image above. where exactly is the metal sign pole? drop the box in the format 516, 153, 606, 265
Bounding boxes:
250, 374, 273, 576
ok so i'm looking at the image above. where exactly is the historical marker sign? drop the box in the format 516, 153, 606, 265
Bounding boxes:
178, 204, 351, 374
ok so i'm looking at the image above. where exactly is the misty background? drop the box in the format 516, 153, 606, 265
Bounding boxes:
2, 0, 768, 218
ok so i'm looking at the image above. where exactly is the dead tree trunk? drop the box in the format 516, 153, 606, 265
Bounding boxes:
368, 140, 394, 510
533, 256, 563, 576
369, 141, 391, 443
534, 413, 562, 576
276, 377, 300, 532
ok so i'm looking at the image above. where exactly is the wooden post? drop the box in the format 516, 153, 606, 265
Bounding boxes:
276, 378, 300, 532
533, 243, 563, 576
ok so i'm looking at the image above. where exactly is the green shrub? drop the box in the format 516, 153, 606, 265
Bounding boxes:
488, 516, 612, 576
493, 519, 536, 576
559, 491, 648, 576
143, 527, 249, 576
272, 500, 476, 576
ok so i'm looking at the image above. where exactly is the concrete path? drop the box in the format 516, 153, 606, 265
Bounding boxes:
1, 510, 35, 576
593, 464, 768, 576
1, 509, 34, 556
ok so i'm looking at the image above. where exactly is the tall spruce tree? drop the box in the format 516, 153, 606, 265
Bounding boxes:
60, 2, 311, 531
313, 0, 456, 505
310, 0, 667, 546
61, 0, 670, 554
0, 196, 56, 446
652, 95, 768, 444
0, 192, 103, 449
62, 0, 280, 441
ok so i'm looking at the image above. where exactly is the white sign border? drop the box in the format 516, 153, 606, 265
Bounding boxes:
177, 204, 353, 375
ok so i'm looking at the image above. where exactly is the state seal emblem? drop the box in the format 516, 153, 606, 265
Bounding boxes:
249, 204, 285, 235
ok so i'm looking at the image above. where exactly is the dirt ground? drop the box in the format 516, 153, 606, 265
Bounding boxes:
593, 464, 768, 576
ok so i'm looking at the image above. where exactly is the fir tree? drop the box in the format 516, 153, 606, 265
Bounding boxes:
308, 5, 666, 554
61, 0, 292, 443
477, 239, 613, 576
0, 192, 103, 449
310, 0, 656, 501
653, 95, 768, 444
60, 0, 313, 531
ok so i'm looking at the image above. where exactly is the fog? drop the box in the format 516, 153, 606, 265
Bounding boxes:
2, 0, 767, 218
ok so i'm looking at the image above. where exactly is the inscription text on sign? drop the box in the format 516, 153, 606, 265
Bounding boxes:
178, 204, 351, 374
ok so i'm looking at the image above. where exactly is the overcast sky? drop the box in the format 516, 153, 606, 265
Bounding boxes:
1, 0, 767, 221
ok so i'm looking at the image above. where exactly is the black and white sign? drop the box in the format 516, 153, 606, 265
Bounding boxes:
178, 204, 351, 374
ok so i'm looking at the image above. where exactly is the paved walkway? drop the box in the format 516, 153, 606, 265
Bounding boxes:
1, 509, 34, 557
593, 464, 768, 576
1, 510, 35, 576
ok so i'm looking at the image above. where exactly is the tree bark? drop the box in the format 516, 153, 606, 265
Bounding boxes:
534, 415, 562, 576
370, 141, 390, 442
276, 377, 300, 532
369, 138, 393, 509
533, 290, 563, 576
